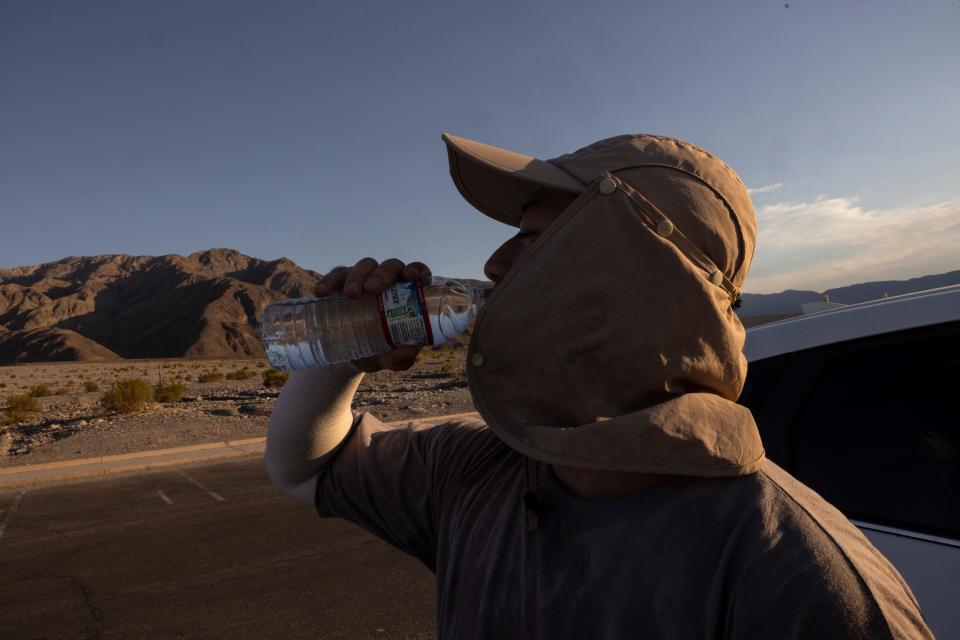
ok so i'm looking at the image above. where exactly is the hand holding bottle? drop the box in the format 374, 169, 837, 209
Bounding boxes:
313, 258, 433, 373
261, 258, 485, 373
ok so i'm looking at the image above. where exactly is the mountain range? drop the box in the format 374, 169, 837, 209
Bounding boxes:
0, 249, 320, 363
1, 248, 957, 363
735, 269, 960, 324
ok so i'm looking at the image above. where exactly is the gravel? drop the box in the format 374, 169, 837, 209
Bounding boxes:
0, 351, 475, 467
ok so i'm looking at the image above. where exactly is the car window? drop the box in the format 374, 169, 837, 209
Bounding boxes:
740, 352, 807, 460
738, 354, 789, 417
787, 323, 960, 540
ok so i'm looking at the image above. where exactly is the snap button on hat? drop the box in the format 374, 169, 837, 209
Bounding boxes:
656, 220, 675, 237
598, 177, 617, 194
709, 270, 723, 286
471, 353, 485, 367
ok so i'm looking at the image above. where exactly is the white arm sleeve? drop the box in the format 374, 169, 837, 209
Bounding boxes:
263, 361, 366, 505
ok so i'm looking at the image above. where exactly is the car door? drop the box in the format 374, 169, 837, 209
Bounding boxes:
741, 320, 960, 638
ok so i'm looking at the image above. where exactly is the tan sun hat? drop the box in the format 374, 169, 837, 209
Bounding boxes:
442, 131, 756, 293
442, 133, 585, 228
444, 131, 763, 474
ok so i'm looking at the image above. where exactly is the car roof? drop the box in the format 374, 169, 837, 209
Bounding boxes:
743, 283, 960, 362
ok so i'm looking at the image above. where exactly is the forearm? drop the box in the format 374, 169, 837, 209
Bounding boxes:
264, 361, 366, 502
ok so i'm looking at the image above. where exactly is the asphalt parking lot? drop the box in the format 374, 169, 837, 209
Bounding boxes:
0, 458, 437, 640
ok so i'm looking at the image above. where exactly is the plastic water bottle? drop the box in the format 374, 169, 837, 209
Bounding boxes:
260, 276, 490, 371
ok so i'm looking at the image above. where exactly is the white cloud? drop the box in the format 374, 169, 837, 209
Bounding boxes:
747, 182, 783, 195
743, 195, 960, 294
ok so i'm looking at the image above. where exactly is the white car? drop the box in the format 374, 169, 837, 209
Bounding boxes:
739, 283, 960, 638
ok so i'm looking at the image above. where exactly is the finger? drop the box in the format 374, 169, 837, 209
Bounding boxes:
365, 258, 406, 294
343, 257, 379, 298
401, 261, 432, 281
351, 346, 420, 373
314, 265, 350, 296
350, 354, 380, 373
384, 346, 420, 371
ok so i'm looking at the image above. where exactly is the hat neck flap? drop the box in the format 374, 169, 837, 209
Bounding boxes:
466, 175, 764, 476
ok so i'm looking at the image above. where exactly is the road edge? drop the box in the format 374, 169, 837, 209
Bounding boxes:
0, 411, 481, 489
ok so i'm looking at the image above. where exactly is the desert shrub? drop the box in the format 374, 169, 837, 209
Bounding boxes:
100, 379, 153, 414
154, 381, 185, 403
83, 380, 99, 392
27, 384, 52, 398
256, 361, 266, 368
226, 367, 255, 381
0, 383, 6, 388
198, 371, 224, 383
440, 363, 454, 374
262, 369, 289, 389
3, 394, 41, 424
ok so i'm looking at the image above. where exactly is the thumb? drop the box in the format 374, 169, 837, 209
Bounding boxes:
385, 346, 421, 370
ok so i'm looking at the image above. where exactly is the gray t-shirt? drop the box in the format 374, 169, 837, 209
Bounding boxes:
316, 413, 933, 639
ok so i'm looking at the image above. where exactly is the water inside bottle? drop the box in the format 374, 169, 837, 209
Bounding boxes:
262, 292, 390, 370
261, 278, 490, 371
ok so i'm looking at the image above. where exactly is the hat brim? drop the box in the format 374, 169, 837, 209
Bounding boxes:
442, 133, 585, 228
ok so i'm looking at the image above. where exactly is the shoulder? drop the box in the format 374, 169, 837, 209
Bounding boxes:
421, 417, 519, 481
399, 414, 502, 455
739, 460, 909, 591
725, 461, 930, 639
704, 460, 887, 555
354, 412, 515, 478
351, 411, 490, 444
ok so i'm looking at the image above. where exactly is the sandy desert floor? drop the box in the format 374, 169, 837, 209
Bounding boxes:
0, 344, 473, 467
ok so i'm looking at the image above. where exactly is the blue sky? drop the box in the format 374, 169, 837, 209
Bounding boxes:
1, 0, 958, 293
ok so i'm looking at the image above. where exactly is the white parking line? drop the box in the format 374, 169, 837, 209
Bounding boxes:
176, 469, 225, 502
0, 491, 26, 544
158, 490, 173, 505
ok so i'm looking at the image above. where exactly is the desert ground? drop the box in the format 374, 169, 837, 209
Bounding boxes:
0, 343, 473, 467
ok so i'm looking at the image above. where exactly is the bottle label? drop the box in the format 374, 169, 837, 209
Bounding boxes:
377, 281, 435, 348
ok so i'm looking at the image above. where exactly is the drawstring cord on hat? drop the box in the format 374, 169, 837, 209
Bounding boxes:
600, 172, 743, 307
524, 456, 540, 532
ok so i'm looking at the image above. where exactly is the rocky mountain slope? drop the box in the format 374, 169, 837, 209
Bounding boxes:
0, 249, 322, 363
3, 247, 955, 363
